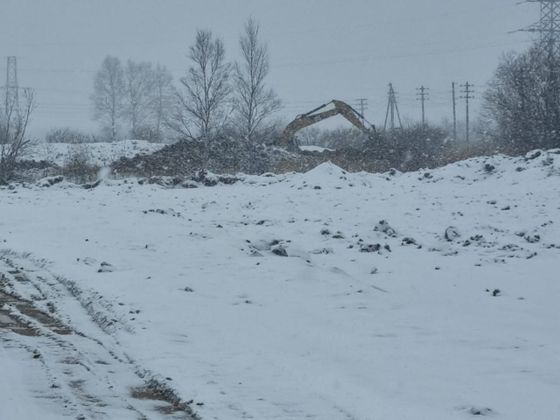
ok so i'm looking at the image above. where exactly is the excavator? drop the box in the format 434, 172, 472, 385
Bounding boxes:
277, 99, 379, 151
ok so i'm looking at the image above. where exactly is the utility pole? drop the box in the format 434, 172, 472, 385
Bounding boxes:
4, 56, 19, 111
460, 82, 474, 143
383, 83, 403, 134
452, 82, 457, 141
354, 98, 368, 124
416, 85, 429, 129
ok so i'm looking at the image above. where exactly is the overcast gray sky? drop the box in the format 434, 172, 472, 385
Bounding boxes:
1, 0, 537, 137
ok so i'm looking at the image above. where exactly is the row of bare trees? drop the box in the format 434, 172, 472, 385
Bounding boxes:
92, 58, 174, 142
92, 19, 281, 144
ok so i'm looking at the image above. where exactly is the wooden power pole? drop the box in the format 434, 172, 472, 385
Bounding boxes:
452, 82, 457, 141
461, 82, 474, 143
416, 85, 429, 129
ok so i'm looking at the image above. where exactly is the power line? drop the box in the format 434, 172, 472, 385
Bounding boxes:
277, 3, 509, 38
14, 38, 529, 78
274, 39, 532, 69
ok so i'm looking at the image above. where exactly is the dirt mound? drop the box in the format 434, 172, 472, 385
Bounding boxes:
110, 137, 446, 178
111, 139, 395, 177
273, 147, 394, 173
112, 137, 281, 177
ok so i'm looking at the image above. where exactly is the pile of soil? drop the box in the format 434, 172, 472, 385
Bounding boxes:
274, 147, 395, 174
111, 137, 444, 178
112, 137, 283, 177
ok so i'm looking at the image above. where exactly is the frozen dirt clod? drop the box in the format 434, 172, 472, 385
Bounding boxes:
360, 243, 382, 253
483, 163, 496, 173
444, 226, 461, 242
97, 262, 115, 273
271, 245, 288, 257
524, 233, 541, 244
468, 406, 494, 416
374, 220, 397, 237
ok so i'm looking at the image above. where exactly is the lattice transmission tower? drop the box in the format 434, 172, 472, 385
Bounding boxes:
4, 56, 19, 110
383, 83, 402, 133
522, 1, 560, 58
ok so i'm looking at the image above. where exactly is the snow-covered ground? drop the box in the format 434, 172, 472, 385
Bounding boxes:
1, 150, 560, 419
27, 140, 166, 166
299, 145, 334, 152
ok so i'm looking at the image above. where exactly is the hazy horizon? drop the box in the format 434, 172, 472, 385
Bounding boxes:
1, 0, 537, 139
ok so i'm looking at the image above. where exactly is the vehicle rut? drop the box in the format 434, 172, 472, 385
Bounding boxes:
0, 253, 200, 419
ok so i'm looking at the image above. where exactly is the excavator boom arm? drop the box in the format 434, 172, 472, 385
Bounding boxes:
278, 99, 376, 149
331, 100, 371, 133
281, 107, 340, 144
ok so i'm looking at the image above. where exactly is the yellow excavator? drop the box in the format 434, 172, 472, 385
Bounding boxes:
277, 99, 378, 150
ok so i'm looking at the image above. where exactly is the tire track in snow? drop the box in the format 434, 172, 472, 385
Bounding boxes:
0, 250, 200, 419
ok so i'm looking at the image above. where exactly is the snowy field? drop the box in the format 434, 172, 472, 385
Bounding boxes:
27, 140, 166, 166
1, 150, 560, 419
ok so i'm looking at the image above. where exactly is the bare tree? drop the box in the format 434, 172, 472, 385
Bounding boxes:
123, 60, 155, 138
92, 56, 125, 142
172, 30, 232, 140
233, 18, 281, 143
484, 45, 560, 151
151, 64, 174, 142
0, 88, 35, 183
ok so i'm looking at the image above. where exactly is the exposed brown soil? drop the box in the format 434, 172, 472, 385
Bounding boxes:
0, 269, 72, 336
112, 138, 274, 178
130, 381, 200, 418
109, 138, 437, 179
0, 289, 72, 336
